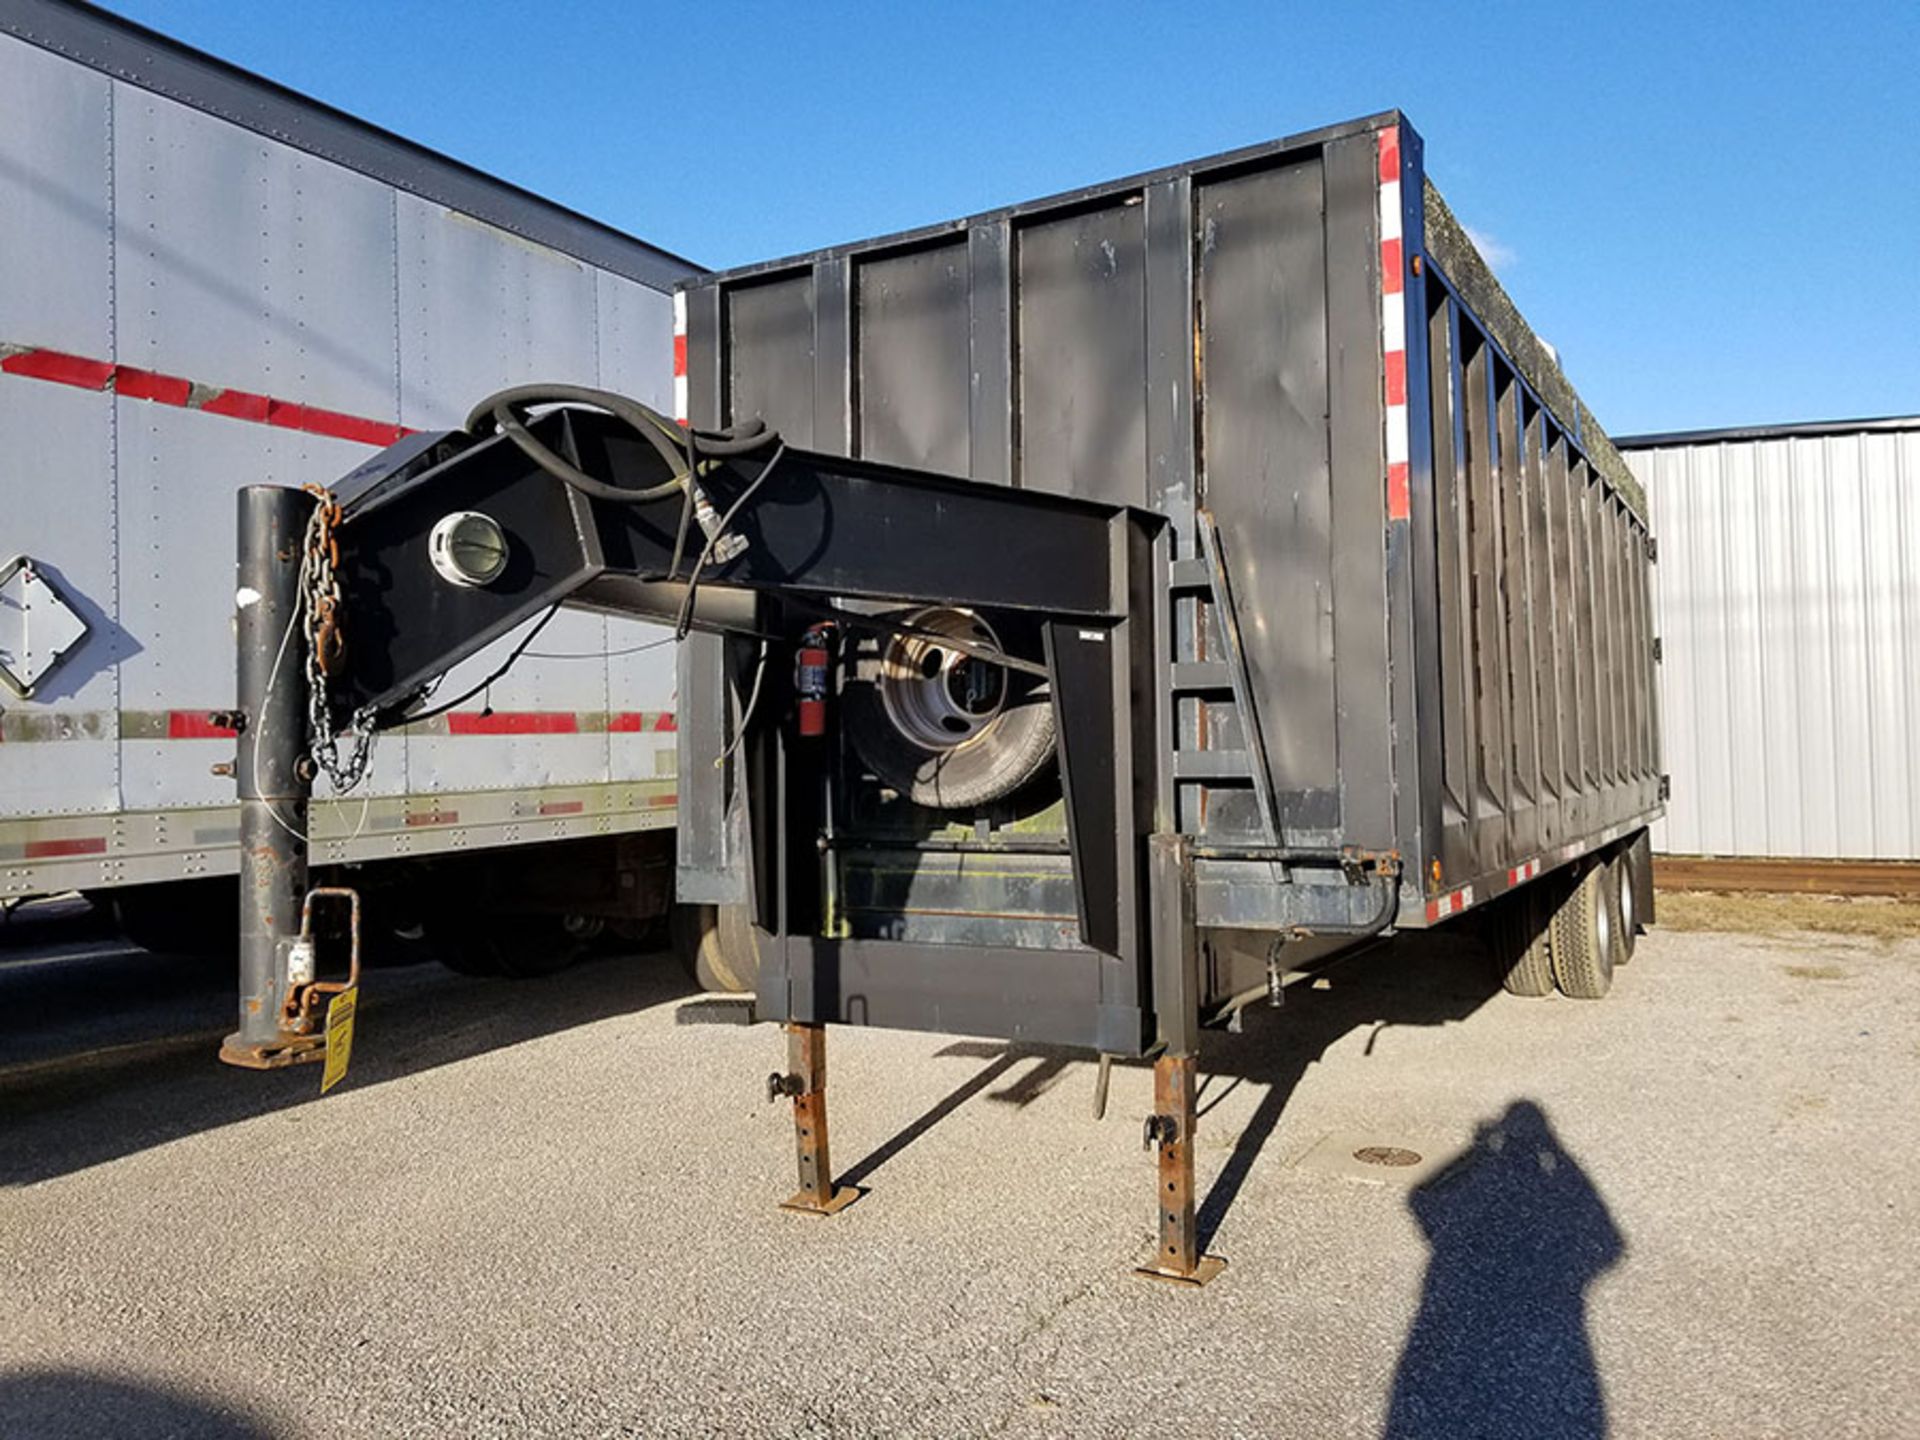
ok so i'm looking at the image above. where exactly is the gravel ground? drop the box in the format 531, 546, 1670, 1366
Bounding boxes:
2, 920, 1916, 1438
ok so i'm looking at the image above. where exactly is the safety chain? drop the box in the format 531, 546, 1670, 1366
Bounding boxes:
300, 487, 377, 793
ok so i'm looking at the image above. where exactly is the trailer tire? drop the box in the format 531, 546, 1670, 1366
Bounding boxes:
107, 879, 237, 961
426, 912, 593, 979
1611, 850, 1639, 963
843, 608, 1055, 810
671, 903, 761, 995
1495, 888, 1558, 998
1549, 861, 1622, 1000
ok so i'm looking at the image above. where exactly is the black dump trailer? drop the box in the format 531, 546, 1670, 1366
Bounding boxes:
675, 109, 1661, 1022
245, 110, 1661, 1282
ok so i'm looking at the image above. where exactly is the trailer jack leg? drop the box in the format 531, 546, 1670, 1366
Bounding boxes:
221, 485, 322, 1071
1135, 1053, 1226, 1286
770, 1022, 861, 1216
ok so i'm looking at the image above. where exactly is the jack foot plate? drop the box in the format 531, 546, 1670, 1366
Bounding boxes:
1134, 1255, 1228, 1288
779, 1186, 864, 1217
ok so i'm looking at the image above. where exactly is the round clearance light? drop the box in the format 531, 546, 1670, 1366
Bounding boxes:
428, 511, 509, 588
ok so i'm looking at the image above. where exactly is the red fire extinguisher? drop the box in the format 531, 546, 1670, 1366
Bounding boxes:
796, 625, 833, 737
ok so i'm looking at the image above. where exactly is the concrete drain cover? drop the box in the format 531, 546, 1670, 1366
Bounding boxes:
1289, 1131, 1456, 1187
1353, 1145, 1423, 1168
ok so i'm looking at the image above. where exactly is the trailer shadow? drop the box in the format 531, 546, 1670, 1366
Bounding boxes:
0, 945, 699, 1187
1190, 928, 1500, 1251
851, 925, 1507, 1248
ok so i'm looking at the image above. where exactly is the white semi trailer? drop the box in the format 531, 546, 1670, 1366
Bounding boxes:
0, 0, 694, 974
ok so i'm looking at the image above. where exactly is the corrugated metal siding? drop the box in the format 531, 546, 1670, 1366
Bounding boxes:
1630, 424, 1920, 859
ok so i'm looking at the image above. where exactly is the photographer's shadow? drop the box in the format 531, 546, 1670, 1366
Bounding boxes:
1386, 1099, 1624, 1440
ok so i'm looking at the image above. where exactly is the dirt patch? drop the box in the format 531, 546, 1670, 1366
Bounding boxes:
1783, 964, 1849, 981
1656, 889, 1920, 942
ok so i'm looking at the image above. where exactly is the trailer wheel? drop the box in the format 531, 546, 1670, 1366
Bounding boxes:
671, 903, 761, 995
426, 912, 594, 979
1549, 861, 1623, 1000
1611, 850, 1639, 963
843, 608, 1055, 810
1494, 887, 1557, 998
107, 879, 237, 961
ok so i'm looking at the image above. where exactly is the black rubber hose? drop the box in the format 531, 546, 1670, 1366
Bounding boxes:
673, 442, 788, 639
464, 384, 778, 505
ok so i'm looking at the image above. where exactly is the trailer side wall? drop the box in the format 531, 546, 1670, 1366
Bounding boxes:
685, 113, 1661, 942
0, 14, 694, 903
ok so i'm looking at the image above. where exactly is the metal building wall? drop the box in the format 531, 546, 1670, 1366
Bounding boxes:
1625, 420, 1920, 859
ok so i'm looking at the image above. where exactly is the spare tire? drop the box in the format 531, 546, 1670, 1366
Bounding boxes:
842, 607, 1055, 810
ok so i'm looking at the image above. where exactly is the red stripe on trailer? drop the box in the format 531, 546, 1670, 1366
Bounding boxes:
673, 333, 687, 376
655, 713, 677, 733
539, 800, 586, 816
607, 712, 647, 733
2, 348, 115, 389
1380, 237, 1404, 295
295, 405, 407, 447
1377, 126, 1400, 183
1386, 463, 1411, 522
201, 388, 273, 421
1384, 349, 1407, 406
115, 366, 193, 405
405, 811, 459, 827
648, 792, 677, 807
1, 340, 410, 447
167, 711, 237, 739
266, 399, 311, 432
445, 711, 580, 736
25, 836, 107, 859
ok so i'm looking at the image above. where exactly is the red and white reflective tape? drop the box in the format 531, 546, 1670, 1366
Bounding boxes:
1425, 884, 1474, 924
672, 292, 689, 425
436, 709, 672, 736
1377, 126, 1411, 524
1507, 858, 1541, 887
0, 709, 676, 743
0, 343, 411, 448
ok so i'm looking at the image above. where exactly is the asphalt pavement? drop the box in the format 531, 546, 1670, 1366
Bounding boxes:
2, 915, 1916, 1438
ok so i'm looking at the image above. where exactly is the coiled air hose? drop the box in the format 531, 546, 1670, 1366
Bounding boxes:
465, 383, 786, 636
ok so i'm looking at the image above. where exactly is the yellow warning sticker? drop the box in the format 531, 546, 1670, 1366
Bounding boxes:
320, 985, 358, 1095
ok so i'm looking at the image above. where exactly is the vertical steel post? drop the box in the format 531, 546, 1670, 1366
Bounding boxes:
1139, 834, 1224, 1285
1137, 1054, 1222, 1285
778, 1023, 860, 1215
220, 485, 324, 1069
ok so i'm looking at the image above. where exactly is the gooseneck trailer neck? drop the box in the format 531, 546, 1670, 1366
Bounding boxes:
230, 390, 1336, 1280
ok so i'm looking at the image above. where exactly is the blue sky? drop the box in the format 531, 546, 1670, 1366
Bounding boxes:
100, 0, 1917, 435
